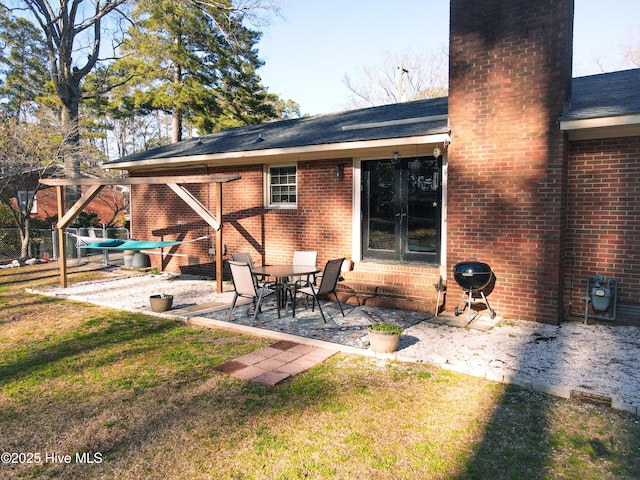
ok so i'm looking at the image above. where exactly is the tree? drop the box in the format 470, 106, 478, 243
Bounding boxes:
117, 0, 279, 142
343, 47, 448, 109
7, 0, 287, 165
9, 0, 131, 185
270, 96, 302, 120
623, 25, 640, 67
0, 119, 66, 258
0, 4, 49, 122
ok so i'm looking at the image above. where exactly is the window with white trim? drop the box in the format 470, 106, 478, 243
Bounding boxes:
267, 165, 297, 208
17, 191, 37, 214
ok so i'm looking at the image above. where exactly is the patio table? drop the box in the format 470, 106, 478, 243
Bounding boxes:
251, 264, 320, 318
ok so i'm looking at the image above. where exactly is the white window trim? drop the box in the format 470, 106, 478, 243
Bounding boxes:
265, 164, 298, 209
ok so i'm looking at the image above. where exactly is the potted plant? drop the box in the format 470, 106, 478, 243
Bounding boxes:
368, 322, 403, 353
149, 294, 173, 312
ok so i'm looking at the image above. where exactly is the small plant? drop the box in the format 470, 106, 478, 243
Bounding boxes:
368, 322, 403, 335
149, 268, 160, 275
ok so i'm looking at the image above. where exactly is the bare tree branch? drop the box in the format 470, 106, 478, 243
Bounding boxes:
343, 47, 449, 109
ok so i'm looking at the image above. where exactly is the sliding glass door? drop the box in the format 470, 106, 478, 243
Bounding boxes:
361, 156, 441, 264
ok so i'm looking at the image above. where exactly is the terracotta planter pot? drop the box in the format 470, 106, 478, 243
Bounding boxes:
368, 327, 401, 353
150, 294, 173, 312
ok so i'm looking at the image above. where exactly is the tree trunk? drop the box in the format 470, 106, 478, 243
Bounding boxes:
19, 218, 30, 260
60, 87, 81, 205
172, 61, 183, 143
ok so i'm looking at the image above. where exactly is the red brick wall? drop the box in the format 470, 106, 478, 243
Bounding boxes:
565, 137, 640, 321
263, 159, 354, 266
130, 160, 440, 310
130, 175, 207, 272
448, 0, 574, 323
130, 160, 354, 277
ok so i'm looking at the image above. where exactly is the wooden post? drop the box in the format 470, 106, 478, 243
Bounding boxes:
55, 185, 105, 288
56, 186, 67, 288
216, 182, 223, 294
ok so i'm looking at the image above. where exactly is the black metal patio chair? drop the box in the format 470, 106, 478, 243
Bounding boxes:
291, 257, 345, 322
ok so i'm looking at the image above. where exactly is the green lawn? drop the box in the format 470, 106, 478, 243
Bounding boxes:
1, 264, 639, 479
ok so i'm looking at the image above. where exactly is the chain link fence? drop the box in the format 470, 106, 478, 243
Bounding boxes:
0, 227, 129, 265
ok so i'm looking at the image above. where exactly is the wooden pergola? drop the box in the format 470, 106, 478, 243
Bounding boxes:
39, 174, 240, 292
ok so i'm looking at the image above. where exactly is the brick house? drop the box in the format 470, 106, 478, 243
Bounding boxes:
103, 0, 640, 325
2, 166, 128, 227
31, 183, 129, 227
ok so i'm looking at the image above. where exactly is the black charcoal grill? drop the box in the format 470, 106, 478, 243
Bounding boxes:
453, 260, 496, 322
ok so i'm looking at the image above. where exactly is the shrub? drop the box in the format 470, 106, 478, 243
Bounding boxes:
368, 322, 403, 335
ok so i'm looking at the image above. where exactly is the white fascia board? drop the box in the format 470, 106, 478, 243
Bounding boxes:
103, 133, 451, 170
559, 113, 640, 131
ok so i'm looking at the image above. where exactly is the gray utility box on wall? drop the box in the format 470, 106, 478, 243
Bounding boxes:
584, 274, 618, 324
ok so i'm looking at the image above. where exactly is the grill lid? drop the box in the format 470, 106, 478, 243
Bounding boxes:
453, 261, 493, 291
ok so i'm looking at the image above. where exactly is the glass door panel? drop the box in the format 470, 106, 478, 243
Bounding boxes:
404, 158, 440, 262
363, 161, 398, 260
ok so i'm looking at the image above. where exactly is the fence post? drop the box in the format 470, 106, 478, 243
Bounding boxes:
52, 229, 58, 260
102, 224, 108, 265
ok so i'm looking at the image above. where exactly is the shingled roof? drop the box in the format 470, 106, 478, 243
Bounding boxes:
104, 68, 640, 167
560, 68, 640, 121
105, 96, 448, 166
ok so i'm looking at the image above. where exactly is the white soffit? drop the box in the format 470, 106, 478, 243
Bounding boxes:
561, 114, 640, 141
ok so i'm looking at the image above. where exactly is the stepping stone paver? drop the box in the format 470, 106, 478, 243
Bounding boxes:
215, 341, 337, 386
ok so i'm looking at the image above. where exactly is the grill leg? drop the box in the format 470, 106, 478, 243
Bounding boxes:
454, 290, 472, 318
480, 291, 496, 319
455, 290, 495, 323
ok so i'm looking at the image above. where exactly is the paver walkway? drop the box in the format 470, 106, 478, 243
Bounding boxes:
214, 340, 337, 386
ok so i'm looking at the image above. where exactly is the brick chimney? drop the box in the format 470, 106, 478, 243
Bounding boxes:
447, 0, 574, 323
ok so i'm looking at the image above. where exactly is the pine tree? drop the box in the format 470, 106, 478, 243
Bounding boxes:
119, 0, 277, 142
0, 5, 49, 122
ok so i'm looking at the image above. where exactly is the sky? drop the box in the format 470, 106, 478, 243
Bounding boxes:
256, 1, 640, 116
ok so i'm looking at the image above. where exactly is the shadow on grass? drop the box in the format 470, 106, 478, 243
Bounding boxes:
0, 262, 116, 288
0, 311, 178, 387
458, 385, 554, 479
0, 296, 66, 321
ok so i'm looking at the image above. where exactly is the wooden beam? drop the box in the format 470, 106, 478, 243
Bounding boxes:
166, 183, 220, 231
216, 182, 223, 294
57, 185, 105, 229
47, 174, 240, 289
40, 174, 240, 186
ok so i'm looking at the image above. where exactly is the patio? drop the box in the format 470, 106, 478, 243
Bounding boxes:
197, 296, 429, 349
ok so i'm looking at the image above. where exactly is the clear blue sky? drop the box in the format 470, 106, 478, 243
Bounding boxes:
257, 1, 640, 116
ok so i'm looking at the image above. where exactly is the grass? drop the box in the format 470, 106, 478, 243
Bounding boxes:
1, 262, 639, 479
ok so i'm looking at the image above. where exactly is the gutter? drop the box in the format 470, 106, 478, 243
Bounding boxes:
102, 132, 451, 170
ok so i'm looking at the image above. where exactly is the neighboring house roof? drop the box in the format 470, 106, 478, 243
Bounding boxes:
104, 68, 640, 169
0, 163, 64, 182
